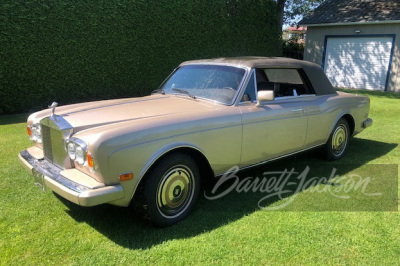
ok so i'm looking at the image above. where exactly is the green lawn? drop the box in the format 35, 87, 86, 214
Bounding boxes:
0, 90, 399, 265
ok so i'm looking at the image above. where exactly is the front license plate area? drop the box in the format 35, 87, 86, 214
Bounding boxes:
32, 169, 46, 193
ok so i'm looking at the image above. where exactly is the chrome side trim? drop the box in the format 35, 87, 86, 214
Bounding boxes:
215, 144, 325, 177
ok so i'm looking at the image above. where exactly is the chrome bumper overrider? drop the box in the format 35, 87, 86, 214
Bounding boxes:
362, 118, 373, 128
19, 149, 124, 206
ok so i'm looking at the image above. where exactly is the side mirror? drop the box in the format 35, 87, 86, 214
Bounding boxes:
256, 90, 274, 106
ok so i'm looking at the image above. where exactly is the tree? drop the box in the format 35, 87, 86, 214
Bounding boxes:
276, 0, 325, 31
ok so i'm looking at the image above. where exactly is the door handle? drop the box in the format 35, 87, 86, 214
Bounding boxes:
291, 108, 304, 113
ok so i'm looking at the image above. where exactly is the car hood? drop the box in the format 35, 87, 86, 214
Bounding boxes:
28, 95, 224, 130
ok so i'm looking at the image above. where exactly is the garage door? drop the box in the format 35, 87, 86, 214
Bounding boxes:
323, 36, 394, 91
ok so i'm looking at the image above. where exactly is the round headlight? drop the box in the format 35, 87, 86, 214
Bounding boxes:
67, 142, 76, 160
30, 125, 42, 144
35, 125, 42, 143
31, 130, 38, 142
75, 146, 85, 165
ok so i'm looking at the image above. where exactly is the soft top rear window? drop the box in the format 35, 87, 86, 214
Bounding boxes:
264, 69, 303, 84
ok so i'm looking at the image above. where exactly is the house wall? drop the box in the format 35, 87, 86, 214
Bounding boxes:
303, 23, 400, 92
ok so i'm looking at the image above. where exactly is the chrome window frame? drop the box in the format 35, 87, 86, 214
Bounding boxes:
238, 69, 257, 104
246, 67, 318, 103
274, 94, 317, 101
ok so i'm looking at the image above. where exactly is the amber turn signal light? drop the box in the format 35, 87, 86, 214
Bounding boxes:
86, 152, 94, 168
119, 172, 133, 181
27, 126, 32, 136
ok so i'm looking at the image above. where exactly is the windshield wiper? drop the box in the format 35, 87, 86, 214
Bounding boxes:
172, 88, 196, 99
152, 89, 165, 95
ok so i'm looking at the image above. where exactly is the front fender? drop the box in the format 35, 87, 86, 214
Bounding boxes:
106, 141, 210, 207
138, 142, 208, 181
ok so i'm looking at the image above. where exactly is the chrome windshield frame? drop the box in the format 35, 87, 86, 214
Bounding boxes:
157, 63, 250, 106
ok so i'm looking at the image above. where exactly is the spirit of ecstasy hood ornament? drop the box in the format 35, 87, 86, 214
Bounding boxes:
49, 102, 58, 118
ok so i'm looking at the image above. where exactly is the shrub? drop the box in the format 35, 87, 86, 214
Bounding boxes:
0, 0, 280, 114
282, 39, 305, 60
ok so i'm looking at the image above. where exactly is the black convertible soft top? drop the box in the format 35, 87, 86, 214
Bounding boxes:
180, 57, 337, 96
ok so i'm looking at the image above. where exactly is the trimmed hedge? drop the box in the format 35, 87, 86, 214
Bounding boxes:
0, 0, 280, 114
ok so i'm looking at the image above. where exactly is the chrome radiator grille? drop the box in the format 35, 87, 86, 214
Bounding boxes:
41, 125, 53, 161
40, 118, 69, 168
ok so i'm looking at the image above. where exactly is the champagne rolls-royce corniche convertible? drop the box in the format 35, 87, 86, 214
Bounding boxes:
19, 57, 373, 226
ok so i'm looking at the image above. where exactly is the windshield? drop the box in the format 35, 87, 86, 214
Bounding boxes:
158, 65, 246, 105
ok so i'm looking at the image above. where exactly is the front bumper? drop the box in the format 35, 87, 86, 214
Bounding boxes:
19, 147, 124, 207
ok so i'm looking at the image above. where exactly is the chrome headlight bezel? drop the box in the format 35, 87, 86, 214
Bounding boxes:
66, 138, 87, 166
29, 123, 42, 144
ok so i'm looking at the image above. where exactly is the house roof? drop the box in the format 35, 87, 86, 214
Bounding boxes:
286, 26, 307, 32
300, 0, 400, 26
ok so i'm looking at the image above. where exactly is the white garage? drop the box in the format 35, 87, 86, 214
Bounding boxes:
323, 36, 394, 91
300, 0, 400, 93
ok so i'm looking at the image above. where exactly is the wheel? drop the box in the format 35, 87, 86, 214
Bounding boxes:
322, 118, 350, 160
140, 153, 200, 227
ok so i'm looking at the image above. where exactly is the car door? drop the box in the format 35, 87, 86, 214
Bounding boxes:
239, 68, 308, 167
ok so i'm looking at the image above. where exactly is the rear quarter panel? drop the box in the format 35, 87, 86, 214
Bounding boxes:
305, 92, 370, 148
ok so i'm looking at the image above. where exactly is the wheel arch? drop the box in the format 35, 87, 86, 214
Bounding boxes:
131, 144, 214, 202
342, 114, 355, 136
330, 112, 355, 137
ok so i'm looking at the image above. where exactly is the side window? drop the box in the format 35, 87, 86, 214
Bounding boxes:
256, 68, 315, 98
241, 71, 256, 102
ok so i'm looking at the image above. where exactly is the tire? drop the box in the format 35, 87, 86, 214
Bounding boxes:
322, 118, 350, 161
139, 153, 200, 227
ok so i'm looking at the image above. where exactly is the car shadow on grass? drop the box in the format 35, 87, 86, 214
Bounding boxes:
61, 138, 397, 250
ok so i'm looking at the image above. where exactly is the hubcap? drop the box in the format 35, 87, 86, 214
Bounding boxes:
157, 166, 194, 218
331, 125, 348, 156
